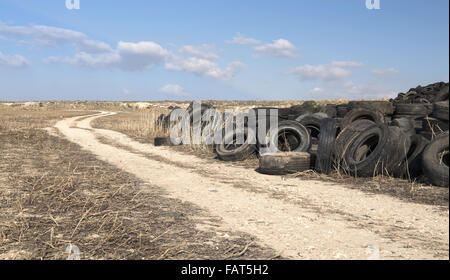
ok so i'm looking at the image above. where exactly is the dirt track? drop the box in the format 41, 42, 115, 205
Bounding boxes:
52, 112, 449, 260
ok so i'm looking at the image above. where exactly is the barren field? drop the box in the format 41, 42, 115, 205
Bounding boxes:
0, 102, 448, 260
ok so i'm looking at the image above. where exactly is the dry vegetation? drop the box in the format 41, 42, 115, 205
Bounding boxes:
92, 110, 170, 142
1, 101, 448, 259
0, 108, 95, 131
0, 105, 278, 259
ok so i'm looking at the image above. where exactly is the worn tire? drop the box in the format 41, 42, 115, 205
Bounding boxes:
187, 102, 215, 129
432, 101, 449, 121
336, 104, 350, 118
309, 150, 317, 170
288, 103, 319, 116
295, 113, 328, 147
422, 131, 449, 188
419, 117, 449, 139
393, 135, 430, 178
395, 103, 433, 116
319, 104, 338, 118
247, 108, 285, 133
315, 118, 337, 174
163, 106, 183, 130
391, 118, 416, 138
434, 84, 449, 102
341, 106, 386, 129
258, 152, 311, 175
343, 125, 411, 177
215, 127, 257, 161
349, 101, 395, 115
334, 119, 378, 166
154, 137, 173, 146
265, 120, 311, 153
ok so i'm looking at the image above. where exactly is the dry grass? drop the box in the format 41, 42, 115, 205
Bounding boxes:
290, 170, 448, 207
92, 110, 170, 142
0, 107, 95, 130
0, 106, 279, 260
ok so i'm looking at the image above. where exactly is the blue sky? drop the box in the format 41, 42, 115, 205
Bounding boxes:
0, 0, 448, 101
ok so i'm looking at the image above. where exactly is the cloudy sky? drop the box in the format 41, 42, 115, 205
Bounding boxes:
0, 0, 448, 101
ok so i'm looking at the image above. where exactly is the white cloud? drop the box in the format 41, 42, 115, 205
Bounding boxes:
158, 84, 190, 97
227, 33, 261, 45
254, 39, 296, 58
301, 81, 397, 100
288, 64, 349, 81
331, 61, 364, 67
116, 41, 173, 71
179, 44, 218, 59
44, 52, 120, 68
372, 67, 398, 75
287, 61, 363, 81
0, 22, 112, 54
76, 39, 113, 54
340, 81, 397, 99
45, 41, 172, 71
0, 22, 85, 45
310, 87, 323, 94
0, 22, 82, 41
118, 41, 171, 57
0, 51, 30, 68
165, 57, 245, 80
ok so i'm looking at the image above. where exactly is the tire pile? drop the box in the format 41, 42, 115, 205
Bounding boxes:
155, 82, 449, 188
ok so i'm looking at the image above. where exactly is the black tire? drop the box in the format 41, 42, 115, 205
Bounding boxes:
249, 107, 291, 121
265, 120, 311, 153
343, 125, 411, 177
422, 131, 449, 188
295, 113, 328, 147
419, 117, 449, 138
393, 135, 430, 178
315, 118, 337, 174
349, 101, 395, 115
162, 115, 172, 131
432, 101, 449, 121
309, 150, 317, 170
394, 103, 433, 116
434, 84, 449, 102
156, 114, 166, 127
341, 105, 386, 129
336, 104, 350, 118
215, 127, 257, 161
247, 108, 285, 132
288, 103, 319, 116
258, 152, 310, 175
319, 104, 337, 118
163, 106, 182, 131
154, 137, 173, 146
391, 118, 416, 138
187, 102, 215, 128
334, 119, 378, 166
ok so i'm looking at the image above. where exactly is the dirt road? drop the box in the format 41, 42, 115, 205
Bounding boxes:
52, 112, 449, 260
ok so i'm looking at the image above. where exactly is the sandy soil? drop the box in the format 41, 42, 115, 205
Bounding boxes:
53, 112, 449, 260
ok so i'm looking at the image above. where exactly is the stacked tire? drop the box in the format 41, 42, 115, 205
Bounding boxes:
153, 82, 449, 188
